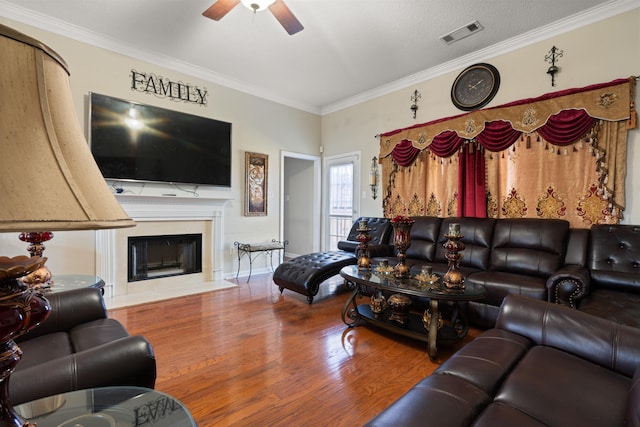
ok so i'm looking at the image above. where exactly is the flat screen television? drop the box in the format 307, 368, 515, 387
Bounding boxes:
89, 92, 232, 187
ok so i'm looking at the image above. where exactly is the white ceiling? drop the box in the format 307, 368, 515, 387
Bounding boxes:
1, 0, 636, 114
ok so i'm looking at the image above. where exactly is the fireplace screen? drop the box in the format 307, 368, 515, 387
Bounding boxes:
128, 234, 202, 282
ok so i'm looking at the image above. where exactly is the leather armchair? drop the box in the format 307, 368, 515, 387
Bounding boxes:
10, 287, 156, 405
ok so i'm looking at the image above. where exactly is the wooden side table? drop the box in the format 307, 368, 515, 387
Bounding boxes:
235, 239, 287, 282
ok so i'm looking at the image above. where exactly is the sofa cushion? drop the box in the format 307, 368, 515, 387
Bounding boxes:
466, 271, 548, 306
435, 329, 531, 395
70, 318, 130, 352
473, 402, 548, 427
578, 288, 640, 326
490, 218, 569, 278
494, 346, 630, 427
364, 373, 491, 427
404, 216, 442, 261
16, 332, 73, 369
589, 224, 640, 292
435, 217, 495, 270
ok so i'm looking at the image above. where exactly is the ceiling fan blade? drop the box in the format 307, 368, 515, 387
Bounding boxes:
202, 0, 240, 21
268, 0, 304, 35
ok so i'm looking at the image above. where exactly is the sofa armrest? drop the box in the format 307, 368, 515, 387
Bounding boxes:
18, 287, 107, 341
10, 335, 156, 405
546, 264, 591, 308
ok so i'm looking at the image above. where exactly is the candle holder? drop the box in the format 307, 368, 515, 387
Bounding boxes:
356, 220, 372, 271
391, 216, 415, 279
443, 223, 465, 291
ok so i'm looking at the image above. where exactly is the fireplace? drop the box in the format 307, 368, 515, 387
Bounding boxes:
95, 195, 230, 303
128, 234, 202, 282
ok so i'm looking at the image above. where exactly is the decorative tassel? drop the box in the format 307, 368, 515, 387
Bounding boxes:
526, 134, 531, 149
629, 102, 638, 129
573, 146, 578, 152
564, 148, 568, 155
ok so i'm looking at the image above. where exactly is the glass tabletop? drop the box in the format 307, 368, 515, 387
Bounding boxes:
14, 386, 196, 427
340, 265, 486, 300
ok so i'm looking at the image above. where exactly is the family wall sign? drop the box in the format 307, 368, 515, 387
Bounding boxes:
130, 69, 208, 106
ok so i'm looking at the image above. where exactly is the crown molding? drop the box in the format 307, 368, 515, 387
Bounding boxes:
0, 1, 321, 115
320, 0, 640, 115
1, 0, 637, 116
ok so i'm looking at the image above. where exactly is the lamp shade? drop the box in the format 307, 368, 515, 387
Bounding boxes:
0, 24, 135, 232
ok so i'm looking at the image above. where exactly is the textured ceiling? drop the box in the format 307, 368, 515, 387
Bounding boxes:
1, 0, 634, 114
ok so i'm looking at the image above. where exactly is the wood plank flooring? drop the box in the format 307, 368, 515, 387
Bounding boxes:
108, 274, 479, 426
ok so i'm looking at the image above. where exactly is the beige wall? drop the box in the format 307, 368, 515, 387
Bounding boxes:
1, 9, 639, 278
0, 17, 321, 277
322, 9, 640, 223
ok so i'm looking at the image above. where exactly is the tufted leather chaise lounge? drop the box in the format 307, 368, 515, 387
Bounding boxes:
272, 217, 393, 303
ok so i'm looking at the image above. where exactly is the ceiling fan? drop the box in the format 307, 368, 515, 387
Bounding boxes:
203, 0, 304, 35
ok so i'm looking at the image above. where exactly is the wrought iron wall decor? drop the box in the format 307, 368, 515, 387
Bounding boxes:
545, 46, 563, 87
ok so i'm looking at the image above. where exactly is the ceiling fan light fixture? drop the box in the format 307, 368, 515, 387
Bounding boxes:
241, 0, 276, 12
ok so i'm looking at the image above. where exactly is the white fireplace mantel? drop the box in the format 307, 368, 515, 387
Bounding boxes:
95, 195, 231, 299
114, 194, 232, 221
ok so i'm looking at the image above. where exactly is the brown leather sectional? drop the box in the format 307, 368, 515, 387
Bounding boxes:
365, 295, 640, 426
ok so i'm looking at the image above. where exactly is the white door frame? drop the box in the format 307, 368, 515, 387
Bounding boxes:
322, 151, 361, 251
280, 151, 322, 252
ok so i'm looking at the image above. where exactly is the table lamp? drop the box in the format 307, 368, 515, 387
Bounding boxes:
0, 23, 135, 426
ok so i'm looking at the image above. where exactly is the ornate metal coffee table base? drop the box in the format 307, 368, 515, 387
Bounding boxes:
340, 265, 486, 361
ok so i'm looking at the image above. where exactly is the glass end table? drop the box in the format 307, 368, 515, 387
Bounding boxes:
340, 265, 486, 361
14, 386, 196, 427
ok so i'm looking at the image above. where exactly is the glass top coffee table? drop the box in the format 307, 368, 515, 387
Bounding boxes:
14, 386, 196, 427
340, 265, 486, 361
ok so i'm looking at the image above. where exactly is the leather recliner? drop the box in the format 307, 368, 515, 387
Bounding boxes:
10, 287, 156, 405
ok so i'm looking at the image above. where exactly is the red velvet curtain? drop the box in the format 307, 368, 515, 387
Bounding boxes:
389, 110, 599, 217
457, 142, 486, 217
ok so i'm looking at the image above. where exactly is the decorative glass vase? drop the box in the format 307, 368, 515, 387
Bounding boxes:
391, 216, 414, 278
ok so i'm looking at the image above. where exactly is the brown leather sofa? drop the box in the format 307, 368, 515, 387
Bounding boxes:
547, 224, 640, 327
365, 295, 640, 427
273, 217, 393, 303
10, 287, 156, 405
373, 216, 575, 328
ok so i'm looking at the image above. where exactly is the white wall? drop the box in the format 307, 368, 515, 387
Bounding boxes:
321, 9, 640, 224
0, 17, 321, 277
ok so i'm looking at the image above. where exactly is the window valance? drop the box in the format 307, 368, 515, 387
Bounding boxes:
379, 77, 636, 163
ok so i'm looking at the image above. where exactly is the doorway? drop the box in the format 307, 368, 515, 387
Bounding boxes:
280, 151, 321, 258
324, 152, 360, 251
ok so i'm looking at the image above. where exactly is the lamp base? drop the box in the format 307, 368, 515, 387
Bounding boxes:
18, 232, 53, 289
0, 256, 51, 427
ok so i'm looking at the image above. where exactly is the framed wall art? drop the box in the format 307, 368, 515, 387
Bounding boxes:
244, 151, 268, 216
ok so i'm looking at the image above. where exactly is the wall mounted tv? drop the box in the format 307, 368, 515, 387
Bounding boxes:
89, 92, 232, 187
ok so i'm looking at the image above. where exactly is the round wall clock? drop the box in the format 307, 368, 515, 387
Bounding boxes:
451, 63, 500, 111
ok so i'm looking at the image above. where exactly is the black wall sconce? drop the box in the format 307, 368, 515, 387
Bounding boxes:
410, 90, 421, 119
369, 156, 379, 200
545, 46, 563, 87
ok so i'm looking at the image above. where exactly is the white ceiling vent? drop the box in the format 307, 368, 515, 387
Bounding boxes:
440, 20, 484, 44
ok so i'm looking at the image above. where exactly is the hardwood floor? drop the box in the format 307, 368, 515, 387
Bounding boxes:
108, 274, 478, 426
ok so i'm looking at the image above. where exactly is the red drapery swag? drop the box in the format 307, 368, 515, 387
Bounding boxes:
379, 78, 637, 224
